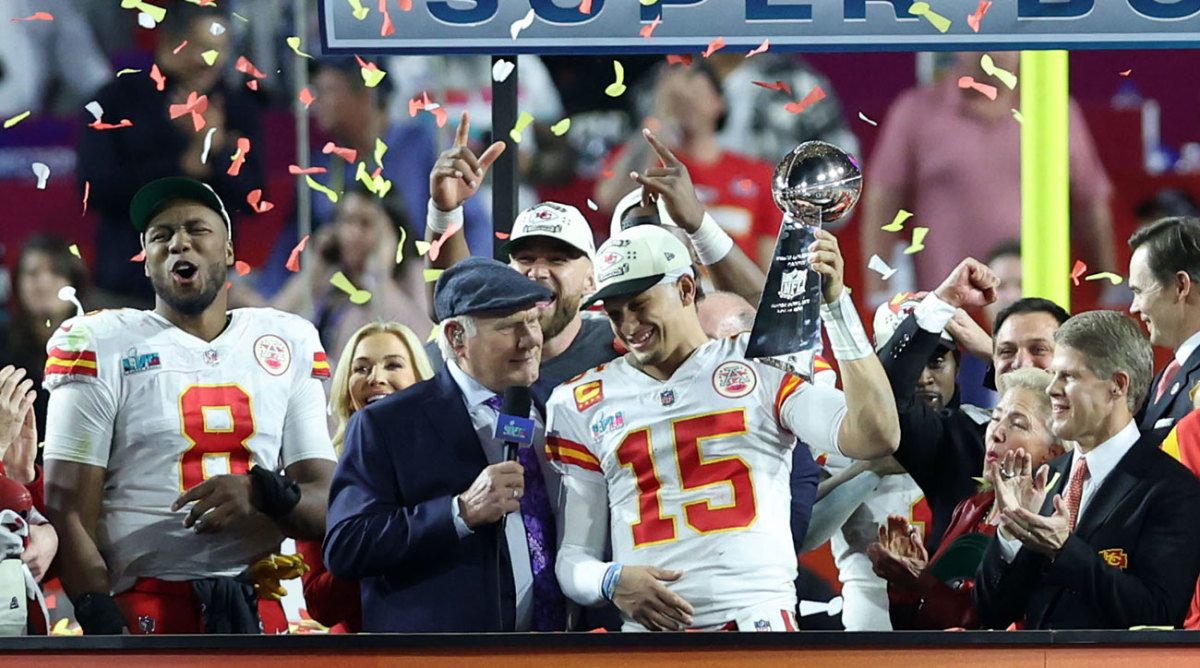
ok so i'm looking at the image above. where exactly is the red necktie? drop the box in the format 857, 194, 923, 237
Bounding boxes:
1156, 359, 1182, 403
1065, 457, 1090, 531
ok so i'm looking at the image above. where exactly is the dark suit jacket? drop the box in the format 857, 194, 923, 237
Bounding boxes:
1138, 345, 1200, 447
973, 435, 1200, 629
323, 366, 556, 633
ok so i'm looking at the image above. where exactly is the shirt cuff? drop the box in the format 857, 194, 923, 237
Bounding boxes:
451, 496, 474, 539
914, 292, 956, 334
998, 531, 1023, 564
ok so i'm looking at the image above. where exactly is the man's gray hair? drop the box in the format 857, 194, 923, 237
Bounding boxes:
436, 314, 478, 361
1053, 310, 1154, 414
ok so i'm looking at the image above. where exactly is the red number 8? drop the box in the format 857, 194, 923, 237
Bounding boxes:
178, 384, 255, 491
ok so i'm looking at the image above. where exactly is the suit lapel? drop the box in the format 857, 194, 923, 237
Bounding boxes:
1071, 440, 1151, 540
427, 366, 489, 470
1144, 348, 1200, 428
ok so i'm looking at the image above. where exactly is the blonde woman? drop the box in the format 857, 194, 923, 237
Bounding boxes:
297, 322, 433, 632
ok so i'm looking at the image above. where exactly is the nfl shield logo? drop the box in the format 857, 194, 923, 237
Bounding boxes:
754, 619, 771, 632
204, 349, 220, 366
660, 390, 675, 406
778, 269, 806, 300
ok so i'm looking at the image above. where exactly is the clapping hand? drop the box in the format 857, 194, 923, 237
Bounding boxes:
867, 515, 928, 589
985, 448, 1050, 518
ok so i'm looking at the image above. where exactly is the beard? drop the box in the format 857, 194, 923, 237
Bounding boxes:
152, 261, 225, 316
539, 289, 582, 341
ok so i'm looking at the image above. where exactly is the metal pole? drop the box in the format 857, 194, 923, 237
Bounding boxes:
293, 0, 313, 319
491, 55, 519, 260
1020, 50, 1071, 311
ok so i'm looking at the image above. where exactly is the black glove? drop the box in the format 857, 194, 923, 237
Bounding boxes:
248, 466, 301, 519
74, 592, 128, 635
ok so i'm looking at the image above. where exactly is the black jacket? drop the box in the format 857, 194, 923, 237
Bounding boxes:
1138, 345, 1200, 447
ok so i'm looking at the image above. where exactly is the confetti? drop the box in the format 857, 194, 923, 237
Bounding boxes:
415, 240, 432, 256
209, 20, 225, 35
286, 235, 309, 272
1070, 259, 1087, 286
199, 127, 217, 163
298, 87, 315, 108
84, 101, 104, 122
116, 68, 141, 77
286, 36, 313, 58
550, 118, 571, 136
702, 37, 726, 58
753, 80, 793, 96
1120, 69, 1132, 77
247, 189, 274, 213
1011, 108, 1024, 123
980, 54, 1017, 89
580, 0, 593, 14
172, 40, 188, 55
666, 54, 693, 66
494, 232, 510, 240
232, 12, 249, 21
639, 15, 661, 38
347, 0, 369, 20
746, 39, 770, 57
246, 80, 259, 91
201, 49, 220, 66
967, 0, 992, 32
882, 209, 913, 231
858, 111, 877, 126
867, 254, 898, 280
639, 0, 659, 4
120, 0, 166, 23
509, 112, 535, 144
288, 165, 328, 175
235, 56, 267, 80
150, 64, 166, 91
305, 175, 339, 203
89, 118, 133, 131
492, 59, 515, 83
958, 76, 998, 101
903, 227, 930, 254
131, 249, 146, 262
1085, 272, 1124, 285
374, 137, 388, 168
228, 137, 251, 176
169, 91, 209, 132
784, 86, 826, 114
137, 11, 157, 28
68, 244, 81, 259
605, 60, 627, 97
587, 199, 599, 211
32, 162, 50, 189
423, 269, 444, 283
11, 12, 54, 21
379, 0, 395, 36
908, 2, 952, 33
82, 181, 90, 215
234, 260, 252, 276
395, 227, 408, 263
510, 9, 535, 40
355, 54, 387, 88
322, 142, 358, 163
399, 0, 412, 10
4, 111, 31, 128
428, 221, 462, 262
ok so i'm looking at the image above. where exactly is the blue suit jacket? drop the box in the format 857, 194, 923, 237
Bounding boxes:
324, 366, 555, 632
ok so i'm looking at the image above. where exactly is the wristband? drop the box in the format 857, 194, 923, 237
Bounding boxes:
601, 563, 623, 602
820, 289, 874, 361
248, 466, 302, 519
74, 592, 128, 635
426, 199, 463, 235
686, 212, 735, 266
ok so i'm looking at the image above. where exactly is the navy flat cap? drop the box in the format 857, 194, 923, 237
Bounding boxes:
434, 256, 553, 321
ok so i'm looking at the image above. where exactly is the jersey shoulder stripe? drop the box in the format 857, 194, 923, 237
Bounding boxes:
311, 351, 332, 379
773, 373, 805, 422
45, 347, 98, 378
546, 434, 602, 472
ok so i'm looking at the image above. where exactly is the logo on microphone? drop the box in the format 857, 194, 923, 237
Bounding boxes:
495, 415, 535, 446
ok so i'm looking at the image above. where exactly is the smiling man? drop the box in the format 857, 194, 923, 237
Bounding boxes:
1129, 217, 1200, 445
43, 177, 336, 635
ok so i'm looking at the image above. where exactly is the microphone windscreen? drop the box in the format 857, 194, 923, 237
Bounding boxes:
500, 385, 532, 421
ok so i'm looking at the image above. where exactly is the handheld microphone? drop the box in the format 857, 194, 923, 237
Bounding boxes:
496, 386, 534, 461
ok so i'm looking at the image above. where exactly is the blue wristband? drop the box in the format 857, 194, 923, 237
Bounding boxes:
601, 563, 623, 601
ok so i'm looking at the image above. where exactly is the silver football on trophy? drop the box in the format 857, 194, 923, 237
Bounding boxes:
772, 141, 863, 224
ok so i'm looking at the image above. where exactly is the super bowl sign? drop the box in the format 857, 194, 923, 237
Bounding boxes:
321, 0, 1200, 55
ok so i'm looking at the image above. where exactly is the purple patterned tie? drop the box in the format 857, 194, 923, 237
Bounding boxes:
486, 395, 567, 631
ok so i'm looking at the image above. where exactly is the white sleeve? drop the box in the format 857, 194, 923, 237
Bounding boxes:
555, 470, 612, 607
281, 322, 337, 467
779, 383, 848, 458
43, 382, 117, 468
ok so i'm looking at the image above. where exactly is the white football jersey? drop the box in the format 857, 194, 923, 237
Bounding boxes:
548, 333, 848, 630
42, 308, 337, 593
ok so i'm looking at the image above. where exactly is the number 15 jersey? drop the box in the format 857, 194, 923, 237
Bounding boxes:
43, 308, 337, 594
547, 333, 849, 629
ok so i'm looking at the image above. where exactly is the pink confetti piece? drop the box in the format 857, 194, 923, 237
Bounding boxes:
966, 0, 992, 33
227, 137, 251, 176
958, 75, 998, 100
398, 0, 412, 10
639, 15, 661, 38
784, 86, 826, 114
149, 64, 166, 91
1070, 260, 1087, 286
235, 56, 267, 79
666, 54, 692, 66
322, 142, 358, 163
753, 80, 792, 96
89, 119, 133, 130
288, 165, 328, 175
11, 12, 54, 21
428, 221, 462, 262
168, 91, 209, 132
1120, 69, 1133, 76
131, 249, 146, 262
247, 189, 274, 213
702, 37, 725, 58
379, 0, 394, 36
298, 87, 315, 108
286, 235, 309, 272
82, 181, 90, 215
234, 260, 252, 276
746, 39, 770, 57
495, 231, 511, 239
172, 40, 188, 55
580, 0, 593, 14
246, 80, 259, 91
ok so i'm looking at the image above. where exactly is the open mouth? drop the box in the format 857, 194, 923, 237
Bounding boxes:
627, 327, 655, 350
365, 392, 391, 404
536, 297, 555, 311
172, 260, 199, 284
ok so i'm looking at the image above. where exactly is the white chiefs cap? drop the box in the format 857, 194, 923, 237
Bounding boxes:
583, 224, 692, 309
872, 292, 956, 353
500, 202, 596, 262
609, 187, 679, 239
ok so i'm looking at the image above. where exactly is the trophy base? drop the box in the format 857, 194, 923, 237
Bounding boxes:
752, 350, 816, 382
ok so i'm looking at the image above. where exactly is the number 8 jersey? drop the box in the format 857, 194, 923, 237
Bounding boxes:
547, 333, 850, 630
42, 308, 337, 594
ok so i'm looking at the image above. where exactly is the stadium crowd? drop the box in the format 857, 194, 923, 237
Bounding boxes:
6, 0, 1200, 636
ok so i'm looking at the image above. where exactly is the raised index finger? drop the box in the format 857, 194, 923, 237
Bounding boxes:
642, 128, 680, 168
454, 111, 471, 147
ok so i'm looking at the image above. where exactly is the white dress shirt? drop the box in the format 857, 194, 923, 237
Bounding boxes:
1175, 329, 1200, 367
999, 420, 1140, 562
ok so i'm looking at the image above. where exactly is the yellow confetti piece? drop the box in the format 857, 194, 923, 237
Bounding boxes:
347, 0, 369, 20
550, 118, 571, 136
1085, 272, 1124, 285
330, 271, 372, 304
980, 54, 1018, 90
639, 0, 658, 4
903, 227, 930, 255
201, 49, 219, 66
424, 269, 444, 283
374, 138, 388, 169
68, 244, 81, 258
882, 209, 913, 232
415, 240, 432, 256
304, 175, 339, 203
116, 68, 142, 77
395, 227, 407, 264
120, 0, 166, 22
1011, 109, 1024, 124
426, 322, 442, 343
605, 60, 626, 97
908, 2, 951, 33
286, 36, 313, 59
232, 12, 249, 22
3, 111, 31, 129
509, 111, 535, 144
361, 65, 387, 88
